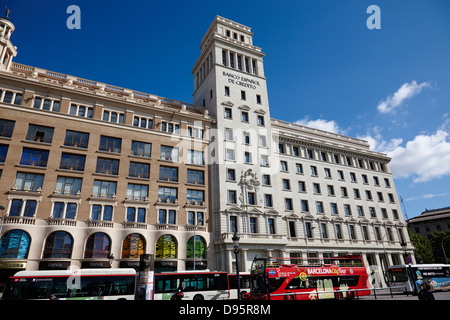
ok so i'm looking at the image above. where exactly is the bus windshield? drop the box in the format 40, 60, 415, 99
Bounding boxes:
388, 268, 409, 282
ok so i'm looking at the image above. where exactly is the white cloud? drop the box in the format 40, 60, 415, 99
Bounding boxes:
294, 118, 343, 134
359, 122, 450, 183
377, 80, 431, 114
387, 130, 450, 182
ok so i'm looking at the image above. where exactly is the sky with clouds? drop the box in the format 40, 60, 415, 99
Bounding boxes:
7, 0, 450, 218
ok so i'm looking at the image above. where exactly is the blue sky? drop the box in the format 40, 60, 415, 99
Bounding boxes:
7, 0, 450, 219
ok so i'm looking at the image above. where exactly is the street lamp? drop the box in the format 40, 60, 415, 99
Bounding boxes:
400, 241, 417, 294
232, 232, 241, 300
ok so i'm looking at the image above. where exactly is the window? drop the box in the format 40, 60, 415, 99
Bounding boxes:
96, 157, 119, 175
289, 221, 296, 237
225, 128, 233, 141
285, 198, 293, 211
69, 103, 93, 118
0, 144, 8, 162
64, 130, 89, 149
250, 217, 258, 234
99, 136, 122, 153
0, 119, 15, 137
257, 115, 265, 126
103, 109, 124, 124
357, 206, 364, 217
324, 168, 331, 178
293, 147, 299, 156
280, 161, 288, 171
278, 144, 285, 153
321, 223, 328, 239
341, 187, 348, 197
230, 216, 237, 233
228, 190, 237, 204
301, 200, 309, 212
305, 222, 313, 238
226, 148, 235, 161
158, 209, 176, 225
244, 151, 251, 164
310, 166, 318, 176
298, 181, 306, 192
159, 166, 178, 182
265, 194, 273, 207
161, 122, 179, 134
133, 116, 153, 129
313, 183, 321, 194
187, 169, 204, 185
25, 124, 54, 143
60, 153, 86, 171
247, 192, 255, 205
354, 188, 361, 199
362, 226, 370, 240
262, 174, 271, 185
296, 163, 303, 174
126, 207, 146, 223
91, 204, 113, 221
158, 187, 177, 203
327, 185, 335, 196
241, 91, 246, 101
369, 207, 376, 218
256, 95, 261, 104
243, 132, 250, 144
34, 97, 60, 112
131, 141, 151, 158
307, 149, 314, 159
0, 230, 31, 259
2, 90, 23, 105
187, 150, 204, 165
187, 189, 204, 204
350, 172, 357, 182
259, 135, 267, 147
156, 235, 177, 259
14, 172, 44, 192
344, 204, 352, 216
52, 202, 77, 219
92, 180, 117, 199
160, 145, 178, 162
283, 179, 291, 190
188, 211, 204, 226
85, 233, 111, 258
338, 170, 344, 180
129, 162, 150, 179
331, 203, 338, 215
9, 199, 37, 217
43, 231, 72, 258
188, 127, 203, 139
225, 86, 230, 96
316, 201, 324, 214
20, 148, 49, 167
56, 176, 82, 195
349, 225, 357, 240
335, 224, 343, 239
224, 108, 232, 119
241, 111, 249, 122
227, 168, 236, 181
261, 154, 269, 166
267, 218, 276, 235
127, 183, 148, 201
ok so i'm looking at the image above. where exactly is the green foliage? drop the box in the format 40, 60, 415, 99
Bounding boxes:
408, 228, 434, 263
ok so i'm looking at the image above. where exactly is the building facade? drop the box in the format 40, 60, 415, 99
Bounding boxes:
0, 14, 414, 288
408, 207, 450, 237
0, 16, 214, 286
191, 16, 415, 286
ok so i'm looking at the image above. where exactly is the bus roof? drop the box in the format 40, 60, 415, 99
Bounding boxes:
12, 268, 136, 278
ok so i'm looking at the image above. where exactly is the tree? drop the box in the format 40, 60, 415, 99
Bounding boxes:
429, 230, 450, 263
408, 228, 434, 263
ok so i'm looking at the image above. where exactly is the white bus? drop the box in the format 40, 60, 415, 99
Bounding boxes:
2, 268, 136, 300
153, 271, 229, 300
388, 264, 450, 293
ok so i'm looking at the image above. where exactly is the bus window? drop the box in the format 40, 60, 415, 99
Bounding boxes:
268, 277, 286, 293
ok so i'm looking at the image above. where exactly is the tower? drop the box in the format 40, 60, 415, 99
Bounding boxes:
192, 16, 283, 272
0, 9, 17, 72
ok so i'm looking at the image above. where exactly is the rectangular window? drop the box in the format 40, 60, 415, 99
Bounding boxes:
250, 217, 257, 233
305, 222, 313, 238
0, 119, 15, 138
91, 204, 113, 221
187, 169, 204, 185
20, 148, 49, 167
59, 153, 86, 171
265, 194, 273, 207
230, 216, 237, 233
321, 223, 328, 239
158, 209, 176, 225
99, 136, 122, 153
289, 221, 296, 237
301, 200, 309, 212
0, 144, 8, 163
335, 224, 343, 239
241, 111, 249, 122
268, 218, 276, 234
158, 187, 177, 203
285, 198, 293, 211
224, 107, 232, 119
64, 130, 89, 149
187, 189, 204, 204
228, 190, 237, 204
53, 202, 77, 219
95, 157, 119, 175
159, 166, 178, 182
187, 150, 204, 165
127, 183, 148, 201
127, 207, 146, 223
25, 124, 54, 143
56, 176, 82, 195
227, 168, 236, 181
14, 172, 44, 192
131, 141, 151, 158
129, 162, 149, 179
92, 180, 117, 199
248, 192, 255, 205
160, 145, 179, 162
69, 104, 93, 118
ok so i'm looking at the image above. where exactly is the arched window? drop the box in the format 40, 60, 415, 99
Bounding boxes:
43, 231, 73, 258
122, 233, 145, 258
0, 229, 31, 259
84, 232, 111, 258
155, 234, 177, 259
186, 236, 206, 259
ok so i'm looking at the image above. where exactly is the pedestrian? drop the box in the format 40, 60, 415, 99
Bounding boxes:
418, 282, 435, 301
49, 294, 59, 300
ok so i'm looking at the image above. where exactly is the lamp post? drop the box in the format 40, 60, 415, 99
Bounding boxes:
232, 232, 241, 300
401, 241, 417, 294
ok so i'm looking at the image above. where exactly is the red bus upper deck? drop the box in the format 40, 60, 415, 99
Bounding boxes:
246, 255, 370, 300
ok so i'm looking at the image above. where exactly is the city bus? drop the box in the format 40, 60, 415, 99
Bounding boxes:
388, 264, 450, 293
228, 273, 250, 299
2, 268, 136, 300
245, 255, 371, 300
153, 271, 229, 300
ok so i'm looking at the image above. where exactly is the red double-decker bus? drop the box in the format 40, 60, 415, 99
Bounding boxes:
245, 255, 371, 300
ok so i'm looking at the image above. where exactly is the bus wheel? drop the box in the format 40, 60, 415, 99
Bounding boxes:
193, 294, 204, 301
346, 291, 355, 300
335, 291, 343, 300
